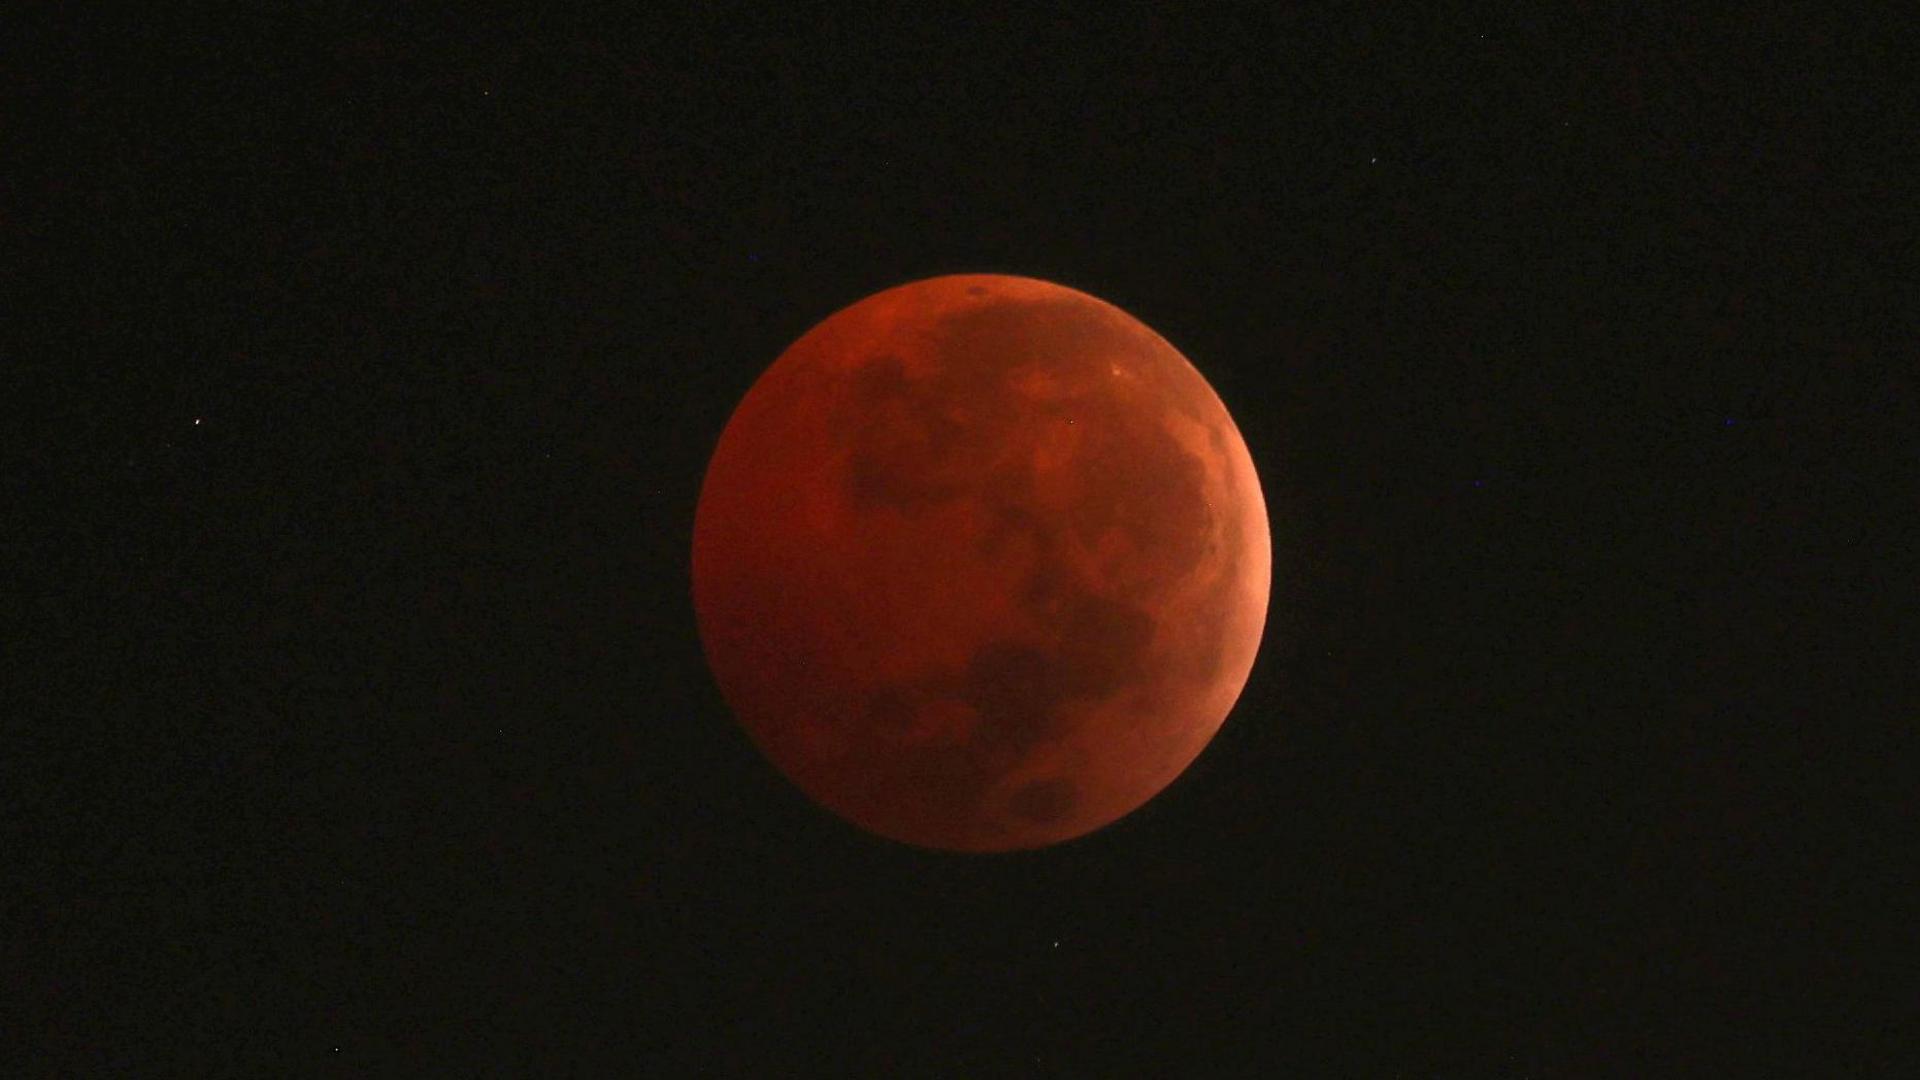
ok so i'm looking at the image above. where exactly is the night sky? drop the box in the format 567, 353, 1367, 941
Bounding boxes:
26, 9, 1908, 1074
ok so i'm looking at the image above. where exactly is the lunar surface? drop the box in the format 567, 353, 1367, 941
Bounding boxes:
692, 274, 1270, 851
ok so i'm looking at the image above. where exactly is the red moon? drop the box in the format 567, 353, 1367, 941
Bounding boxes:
693, 274, 1270, 851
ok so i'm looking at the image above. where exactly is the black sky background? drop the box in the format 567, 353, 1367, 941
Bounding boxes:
20, 8, 1913, 1075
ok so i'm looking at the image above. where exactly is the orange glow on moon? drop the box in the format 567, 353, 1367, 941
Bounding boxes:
693, 274, 1269, 851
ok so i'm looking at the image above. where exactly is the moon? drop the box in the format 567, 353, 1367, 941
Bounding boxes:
692, 274, 1270, 852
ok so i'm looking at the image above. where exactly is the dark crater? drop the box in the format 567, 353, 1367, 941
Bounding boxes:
960, 643, 1073, 752
1007, 778, 1078, 824
841, 353, 976, 511
865, 685, 916, 735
